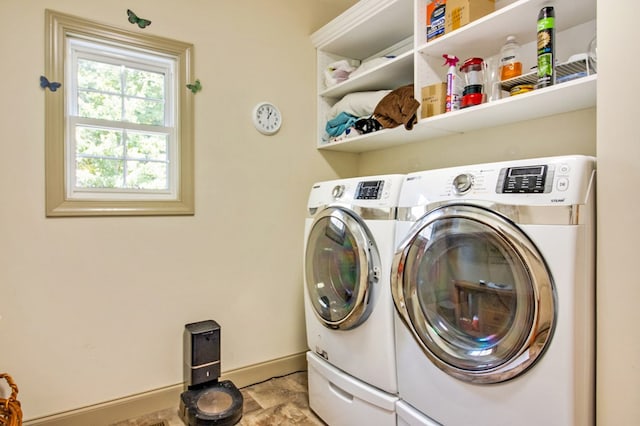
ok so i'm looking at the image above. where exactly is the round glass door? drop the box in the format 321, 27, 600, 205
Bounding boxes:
392, 204, 556, 383
305, 207, 379, 330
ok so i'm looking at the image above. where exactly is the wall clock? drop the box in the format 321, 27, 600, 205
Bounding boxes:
252, 102, 282, 135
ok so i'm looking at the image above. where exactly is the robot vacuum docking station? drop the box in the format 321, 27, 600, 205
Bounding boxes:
179, 320, 243, 426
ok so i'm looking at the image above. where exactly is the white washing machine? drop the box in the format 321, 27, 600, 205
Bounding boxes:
391, 155, 596, 426
303, 175, 404, 426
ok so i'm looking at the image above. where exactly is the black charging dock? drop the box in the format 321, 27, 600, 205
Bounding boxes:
179, 320, 243, 426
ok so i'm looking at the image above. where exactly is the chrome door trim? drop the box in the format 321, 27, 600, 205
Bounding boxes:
305, 206, 380, 330
391, 203, 556, 384
310, 204, 397, 220
398, 201, 585, 225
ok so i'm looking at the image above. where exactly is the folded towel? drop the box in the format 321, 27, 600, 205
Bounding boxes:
326, 112, 358, 137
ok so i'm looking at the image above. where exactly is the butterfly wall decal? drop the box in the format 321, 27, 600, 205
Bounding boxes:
127, 9, 152, 29
40, 75, 61, 92
186, 79, 202, 94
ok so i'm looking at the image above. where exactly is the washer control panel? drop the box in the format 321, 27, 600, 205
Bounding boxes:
497, 164, 555, 194
355, 180, 385, 200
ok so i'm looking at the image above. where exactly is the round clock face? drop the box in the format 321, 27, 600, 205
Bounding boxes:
253, 102, 282, 135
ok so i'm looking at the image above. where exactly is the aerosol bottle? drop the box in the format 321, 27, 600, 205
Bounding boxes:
537, 6, 555, 87
443, 54, 462, 112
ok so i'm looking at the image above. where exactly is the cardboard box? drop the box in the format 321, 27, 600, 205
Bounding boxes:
445, 0, 495, 34
426, 0, 446, 42
421, 83, 447, 118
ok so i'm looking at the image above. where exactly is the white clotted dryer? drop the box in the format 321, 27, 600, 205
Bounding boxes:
304, 174, 404, 426
391, 156, 596, 426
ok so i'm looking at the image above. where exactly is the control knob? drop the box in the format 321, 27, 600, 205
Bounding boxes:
453, 173, 473, 194
331, 185, 345, 199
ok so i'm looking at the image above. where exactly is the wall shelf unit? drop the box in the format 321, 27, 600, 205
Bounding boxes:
312, 0, 597, 153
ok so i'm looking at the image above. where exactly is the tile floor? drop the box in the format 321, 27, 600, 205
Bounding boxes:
111, 371, 326, 426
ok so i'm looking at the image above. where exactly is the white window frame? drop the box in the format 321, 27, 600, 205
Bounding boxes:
45, 10, 194, 216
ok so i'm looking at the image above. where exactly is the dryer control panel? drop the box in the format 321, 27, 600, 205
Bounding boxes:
398, 155, 595, 208
497, 164, 555, 194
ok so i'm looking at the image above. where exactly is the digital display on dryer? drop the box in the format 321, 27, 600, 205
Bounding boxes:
500, 165, 550, 193
355, 180, 384, 199
508, 166, 545, 177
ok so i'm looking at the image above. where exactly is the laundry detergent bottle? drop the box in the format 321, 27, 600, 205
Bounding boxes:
443, 54, 462, 112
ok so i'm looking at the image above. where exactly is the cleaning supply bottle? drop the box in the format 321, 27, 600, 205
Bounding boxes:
537, 6, 555, 87
499, 35, 522, 80
443, 54, 461, 112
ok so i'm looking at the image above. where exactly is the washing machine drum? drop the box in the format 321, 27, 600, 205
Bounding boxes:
392, 204, 556, 384
305, 207, 380, 330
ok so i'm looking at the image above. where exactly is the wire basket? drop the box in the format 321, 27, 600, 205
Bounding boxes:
0, 374, 22, 426
500, 56, 595, 92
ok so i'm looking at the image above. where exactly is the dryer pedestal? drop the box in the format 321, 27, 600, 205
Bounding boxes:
307, 352, 397, 426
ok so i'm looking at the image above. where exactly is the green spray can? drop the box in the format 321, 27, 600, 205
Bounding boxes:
537, 6, 555, 87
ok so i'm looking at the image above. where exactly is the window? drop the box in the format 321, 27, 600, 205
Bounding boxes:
45, 10, 194, 216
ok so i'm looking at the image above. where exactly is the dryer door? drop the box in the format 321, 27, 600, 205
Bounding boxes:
392, 204, 555, 384
305, 207, 380, 330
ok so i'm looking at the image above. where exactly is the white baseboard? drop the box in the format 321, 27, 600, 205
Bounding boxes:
24, 351, 307, 426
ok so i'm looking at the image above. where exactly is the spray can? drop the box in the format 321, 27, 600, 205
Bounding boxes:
537, 6, 555, 88
443, 54, 461, 112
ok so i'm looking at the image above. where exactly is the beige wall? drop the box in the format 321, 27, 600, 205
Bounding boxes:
2, 0, 639, 424
596, 0, 640, 424
357, 108, 596, 175
0, 0, 357, 420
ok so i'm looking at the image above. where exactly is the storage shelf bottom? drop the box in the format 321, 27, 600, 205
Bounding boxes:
318, 75, 596, 153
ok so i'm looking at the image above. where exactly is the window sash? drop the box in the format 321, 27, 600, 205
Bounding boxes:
67, 116, 178, 200
65, 37, 179, 201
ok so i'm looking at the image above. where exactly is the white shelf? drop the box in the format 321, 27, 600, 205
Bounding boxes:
320, 49, 414, 99
318, 75, 596, 152
311, 0, 414, 59
416, 0, 596, 61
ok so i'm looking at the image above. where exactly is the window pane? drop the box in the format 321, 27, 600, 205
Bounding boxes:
76, 126, 123, 157
126, 68, 164, 99
126, 132, 168, 161
124, 97, 164, 125
78, 91, 122, 120
77, 59, 121, 92
76, 158, 124, 188
126, 160, 168, 190
74, 126, 170, 190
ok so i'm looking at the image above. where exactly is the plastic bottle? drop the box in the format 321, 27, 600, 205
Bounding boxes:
537, 6, 555, 87
499, 35, 523, 81
443, 54, 462, 112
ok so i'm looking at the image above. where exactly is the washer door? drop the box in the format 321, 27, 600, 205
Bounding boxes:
305, 207, 380, 330
392, 204, 556, 384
